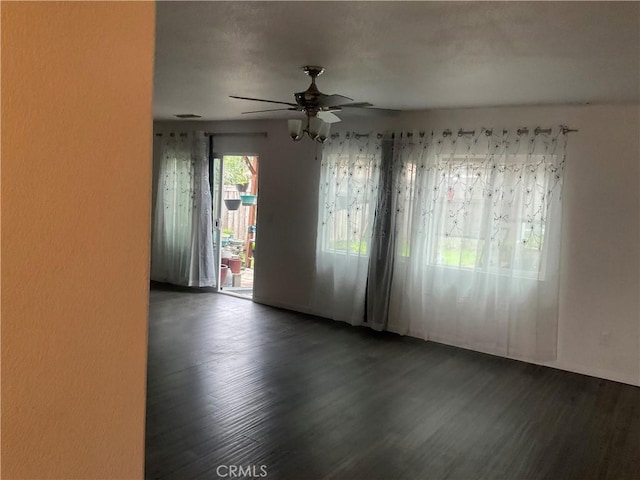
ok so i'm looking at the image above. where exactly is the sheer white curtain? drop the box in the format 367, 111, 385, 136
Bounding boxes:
151, 132, 215, 287
313, 133, 382, 325
387, 128, 566, 360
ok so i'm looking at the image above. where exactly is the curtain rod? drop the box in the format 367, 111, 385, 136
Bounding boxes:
329, 132, 384, 139
329, 126, 578, 141
155, 132, 268, 138
206, 132, 267, 138
398, 126, 579, 138
441, 126, 578, 137
155, 132, 188, 137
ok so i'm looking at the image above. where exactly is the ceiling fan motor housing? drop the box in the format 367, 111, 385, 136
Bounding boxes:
295, 66, 324, 110
295, 91, 322, 109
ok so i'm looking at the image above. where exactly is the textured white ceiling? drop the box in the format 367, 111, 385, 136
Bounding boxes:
154, 1, 640, 121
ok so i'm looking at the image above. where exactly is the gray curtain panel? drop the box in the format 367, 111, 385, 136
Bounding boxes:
366, 139, 395, 330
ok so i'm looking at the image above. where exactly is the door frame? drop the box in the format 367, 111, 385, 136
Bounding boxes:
209, 139, 224, 291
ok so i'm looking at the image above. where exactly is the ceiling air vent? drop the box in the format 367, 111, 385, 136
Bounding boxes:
174, 113, 202, 119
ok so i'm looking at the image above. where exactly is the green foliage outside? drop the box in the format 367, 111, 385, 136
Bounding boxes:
224, 156, 251, 186
329, 240, 368, 255
439, 246, 478, 268
435, 238, 478, 268
326, 232, 541, 266
437, 236, 541, 270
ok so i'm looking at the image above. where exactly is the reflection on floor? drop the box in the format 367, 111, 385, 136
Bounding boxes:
220, 267, 254, 299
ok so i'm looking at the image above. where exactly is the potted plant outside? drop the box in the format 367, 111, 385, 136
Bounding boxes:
224, 198, 241, 210
240, 194, 257, 206
219, 264, 229, 284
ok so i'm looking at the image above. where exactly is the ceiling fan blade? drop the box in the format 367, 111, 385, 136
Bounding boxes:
317, 111, 342, 124
364, 107, 402, 114
230, 95, 298, 107
333, 102, 375, 109
317, 94, 354, 107
334, 103, 401, 116
241, 107, 301, 114
338, 107, 401, 118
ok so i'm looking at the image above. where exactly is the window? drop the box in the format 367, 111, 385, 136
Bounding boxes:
423, 154, 560, 276
319, 152, 380, 256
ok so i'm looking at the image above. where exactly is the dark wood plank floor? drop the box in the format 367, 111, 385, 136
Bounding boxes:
145, 286, 640, 480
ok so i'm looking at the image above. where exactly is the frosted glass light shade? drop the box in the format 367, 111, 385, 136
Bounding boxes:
288, 119, 303, 141
317, 122, 331, 143
308, 116, 323, 139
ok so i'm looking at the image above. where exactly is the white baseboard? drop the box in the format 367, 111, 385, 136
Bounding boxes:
251, 295, 318, 316
536, 359, 639, 387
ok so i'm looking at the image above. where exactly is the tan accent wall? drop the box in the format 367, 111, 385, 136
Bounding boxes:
1, 2, 155, 478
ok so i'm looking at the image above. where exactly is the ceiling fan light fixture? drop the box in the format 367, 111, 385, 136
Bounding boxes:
288, 115, 330, 143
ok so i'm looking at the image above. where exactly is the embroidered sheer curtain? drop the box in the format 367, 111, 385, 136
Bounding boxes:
317, 127, 566, 361
151, 132, 215, 287
388, 128, 565, 359
313, 133, 382, 324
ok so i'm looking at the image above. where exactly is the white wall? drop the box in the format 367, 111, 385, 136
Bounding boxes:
154, 103, 639, 386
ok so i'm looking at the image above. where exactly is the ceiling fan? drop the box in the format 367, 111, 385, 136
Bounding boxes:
230, 66, 376, 142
